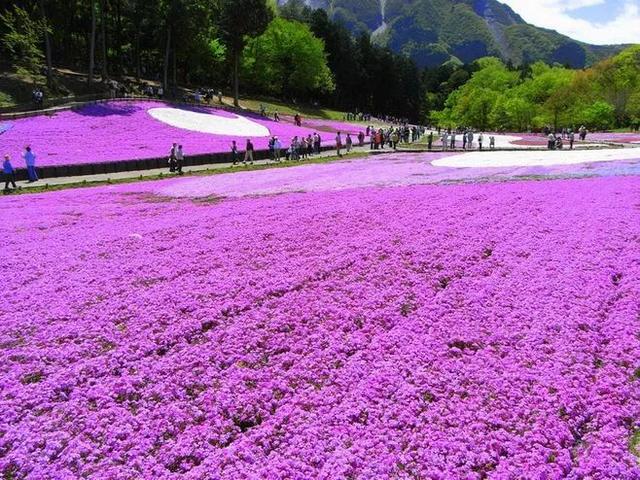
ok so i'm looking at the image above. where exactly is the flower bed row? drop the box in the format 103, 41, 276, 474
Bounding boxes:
1, 101, 365, 168
1, 174, 640, 478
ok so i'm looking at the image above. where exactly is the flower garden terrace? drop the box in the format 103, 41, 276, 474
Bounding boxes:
0, 100, 370, 170
2, 100, 638, 175
1, 148, 640, 478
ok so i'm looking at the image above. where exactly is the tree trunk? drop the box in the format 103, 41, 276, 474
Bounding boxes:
135, 32, 141, 81
100, 0, 108, 81
233, 48, 240, 107
115, 0, 122, 75
88, 0, 96, 84
39, 0, 53, 88
172, 45, 177, 94
163, 25, 171, 92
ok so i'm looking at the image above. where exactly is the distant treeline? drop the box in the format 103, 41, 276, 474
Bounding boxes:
1, 1, 638, 126
431, 47, 640, 131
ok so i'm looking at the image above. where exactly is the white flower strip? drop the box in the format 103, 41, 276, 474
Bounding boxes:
148, 108, 270, 137
433, 147, 640, 168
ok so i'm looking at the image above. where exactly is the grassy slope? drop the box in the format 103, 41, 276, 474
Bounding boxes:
0, 67, 350, 121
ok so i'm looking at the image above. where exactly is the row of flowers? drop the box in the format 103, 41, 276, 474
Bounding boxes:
1, 102, 361, 168
1, 171, 639, 478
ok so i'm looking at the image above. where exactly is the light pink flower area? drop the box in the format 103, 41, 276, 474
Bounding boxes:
2, 173, 640, 479
510, 132, 640, 146
583, 132, 640, 144
0, 102, 342, 167
281, 115, 368, 135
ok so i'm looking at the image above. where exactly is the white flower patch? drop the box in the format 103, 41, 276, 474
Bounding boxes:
148, 108, 270, 137
433, 147, 640, 168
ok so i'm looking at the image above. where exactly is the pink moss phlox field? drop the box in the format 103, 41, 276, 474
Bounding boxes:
153, 152, 640, 199
510, 132, 640, 146
1, 101, 344, 168
584, 132, 640, 144
2, 173, 640, 479
280, 115, 367, 135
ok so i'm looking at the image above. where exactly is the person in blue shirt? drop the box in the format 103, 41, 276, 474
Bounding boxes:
3, 155, 17, 191
22, 146, 38, 182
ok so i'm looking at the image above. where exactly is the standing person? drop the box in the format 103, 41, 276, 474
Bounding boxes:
450, 132, 456, 150
427, 131, 433, 150
314, 133, 321, 154
441, 132, 448, 151
392, 130, 400, 150
244, 139, 254, 165
569, 130, 575, 150
336, 132, 343, 157
22, 146, 38, 183
168, 143, 177, 173
548, 133, 556, 150
462, 131, 467, 150
345, 133, 353, 153
358, 131, 365, 147
3, 155, 17, 191
467, 130, 474, 150
274, 111, 280, 122
176, 145, 184, 175
274, 137, 282, 162
231, 140, 239, 165
307, 134, 314, 157
489, 136, 496, 150
268, 136, 276, 162
478, 133, 484, 151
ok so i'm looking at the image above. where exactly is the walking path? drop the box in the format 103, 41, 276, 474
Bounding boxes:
13, 144, 374, 190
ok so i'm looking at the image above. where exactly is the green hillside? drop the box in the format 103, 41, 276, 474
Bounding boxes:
282, 0, 629, 67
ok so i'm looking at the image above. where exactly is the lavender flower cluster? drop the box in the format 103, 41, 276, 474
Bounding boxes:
1, 102, 351, 168
2, 172, 640, 479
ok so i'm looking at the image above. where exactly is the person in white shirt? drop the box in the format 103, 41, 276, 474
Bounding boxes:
175, 145, 184, 174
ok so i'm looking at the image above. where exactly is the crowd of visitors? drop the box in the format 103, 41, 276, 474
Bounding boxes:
543, 125, 587, 150
366, 125, 424, 150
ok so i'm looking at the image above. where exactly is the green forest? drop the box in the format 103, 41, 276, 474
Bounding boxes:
1, 0, 639, 128
432, 46, 640, 131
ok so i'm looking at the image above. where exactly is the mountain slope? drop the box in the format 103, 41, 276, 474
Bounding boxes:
281, 0, 627, 67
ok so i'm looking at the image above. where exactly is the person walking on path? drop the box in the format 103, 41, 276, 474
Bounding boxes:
176, 145, 184, 175
274, 137, 282, 162
3, 155, 17, 191
336, 132, 343, 157
569, 130, 575, 150
23, 146, 38, 182
345, 133, 353, 153
441, 132, 449, 151
450, 133, 456, 150
168, 143, 177, 173
231, 141, 239, 165
467, 130, 474, 150
268, 137, 276, 162
478, 133, 484, 151
489, 136, 496, 150
427, 131, 433, 150
462, 131, 467, 150
244, 139, 254, 165
392, 130, 400, 150
358, 131, 365, 147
